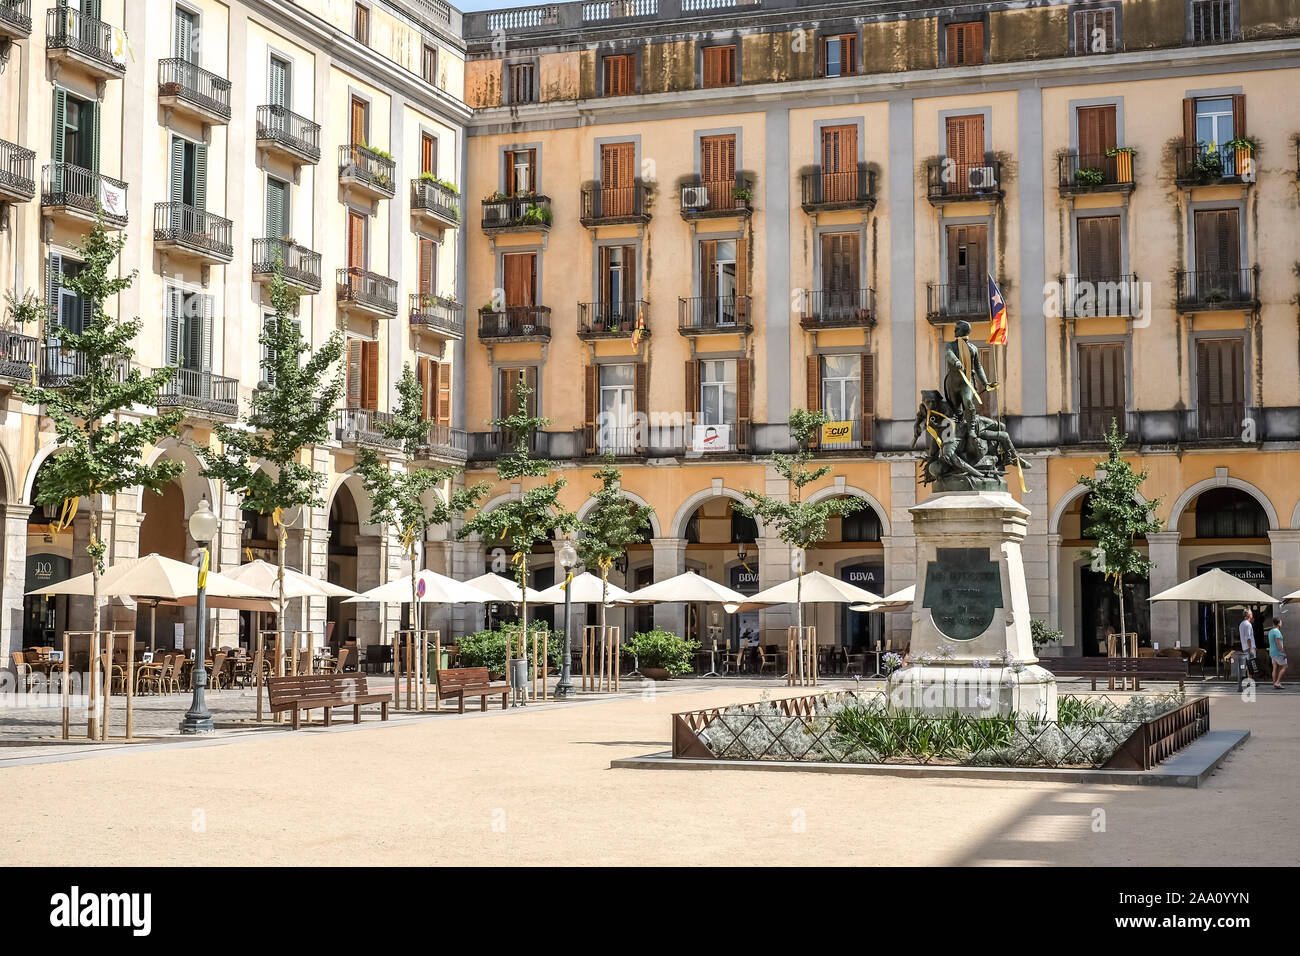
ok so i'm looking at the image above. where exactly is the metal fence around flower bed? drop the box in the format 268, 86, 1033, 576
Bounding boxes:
670, 691, 1208, 771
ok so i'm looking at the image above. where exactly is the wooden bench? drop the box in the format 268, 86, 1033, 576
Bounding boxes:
1038, 657, 1187, 691
435, 667, 510, 713
266, 673, 391, 730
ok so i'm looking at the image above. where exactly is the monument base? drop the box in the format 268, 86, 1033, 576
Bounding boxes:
887, 663, 1058, 718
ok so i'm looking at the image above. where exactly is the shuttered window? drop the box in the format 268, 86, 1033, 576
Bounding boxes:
347, 211, 366, 268
47, 255, 90, 338
353, 3, 370, 44
268, 56, 291, 109
817, 34, 857, 77
699, 134, 736, 209
508, 62, 536, 104
945, 21, 984, 67
350, 97, 368, 147
422, 44, 438, 84
1078, 343, 1125, 440
1193, 208, 1240, 278
599, 245, 635, 312
821, 232, 859, 293
1073, 7, 1118, 55
265, 176, 289, 239
820, 125, 857, 202
1191, 0, 1234, 44
701, 45, 737, 88
165, 289, 213, 372
261, 312, 302, 386
1076, 105, 1117, 162
600, 142, 635, 217
497, 367, 537, 418
603, 54, 633, 96
503, 253, 537, 306
346, 338, 380, 410
170, 136, 207, 210
947, 224, 988, 300
418, 237, 436, 295
420, 133, 436, 177
53, 90, 99, 171
1076, 216, 1121, 284
175, 6, 198, 64
505, 149, 537, 196
945, 114, 984, 168
1196, 338, 1245, 439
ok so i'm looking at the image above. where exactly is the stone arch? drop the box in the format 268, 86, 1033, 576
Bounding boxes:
575, 489, 663, 539
142, 439, 220, 517
21, 441, 63, 505
1168, 475, 1279, 533
1292, 498, 1300, 531
1048, 482, 1152, 536
668, 486, 757, 539
804, 484, 892, 538
326, 468, 379, 534
0, 444, 15, 505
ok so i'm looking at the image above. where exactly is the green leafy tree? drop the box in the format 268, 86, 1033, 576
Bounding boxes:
460, 380, 578, 661
355, 364, 489, 633
1076, 419, 1164, 654
15, 217, 184, 738
198, 263, 344, 655
734, 409, 866, 677
577, 453, 655, 633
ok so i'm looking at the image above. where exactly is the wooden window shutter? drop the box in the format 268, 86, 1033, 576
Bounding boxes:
363, 340, 380, 410
419, 238, 435, 295
736, 235, 749, 296
736, 358, 751, 447
421, 133, 435, 176
806, 353, 822, 433
860, 353, 875, 448
815, 36, 826, 77
346, 339, 363, 407
700, 240, 717, 299
351, 97, 366, 146
416, 358, 432, 420
200, 294, 214, 371
634, 362, 649, 416
348, 212, 365, 269
947, 22, 983, 66
684, 359, 700, 416
845, 35, 857, 74
623, 244, 636, 307
1182, 98, 1196, 144
584, 364, 598, 454
1194, 209, 1238, 276
1231, 94, 1246, 137
1077, 105, 1116, 161
170, 137, 185, 204
437, 362, 452, 426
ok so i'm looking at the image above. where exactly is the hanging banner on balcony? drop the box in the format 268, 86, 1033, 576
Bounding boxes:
821, 421, 853, 445
692, 424, 731, 452
110, 28, 130, 66
99, 180, 128, 219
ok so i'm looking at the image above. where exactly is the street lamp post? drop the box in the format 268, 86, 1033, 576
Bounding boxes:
180, 498, 219, 734
555, 538, 577, 698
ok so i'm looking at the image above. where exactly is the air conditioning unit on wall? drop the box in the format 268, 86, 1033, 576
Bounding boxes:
681, 185, 710, 209
968, 165, 997, 190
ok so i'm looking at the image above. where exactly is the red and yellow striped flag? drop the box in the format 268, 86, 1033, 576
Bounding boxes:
987, 274, 1008, 346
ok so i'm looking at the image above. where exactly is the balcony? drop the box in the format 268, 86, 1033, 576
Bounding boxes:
157, 367, 239, 421
339, 145, 396, 201
678, 296, 752, 335
1, 0, 31, 39
41, 163, 128, 228
800, 167, 876, 213
1175, 268, 1259, 312
153, 202, 234, 264
45, 7, 126, 81
251, 238, 322, 293
799, 288, 875, 330
467, 429, 572, 462
1174, 143, 1256, 187
0, 138, 36, 204
477, 306, 551, 341
580, 181, 651, 226
336, 267, 399, 319
481, 194, 552, 233
255, 105, 321, 166
925, 159, 1003, 205
158, 59, 232, 126
37, 345, 130, 388
679, 177, 752, 221
0, 330, 38, 388
687, 420, 750, 455
409, 293, 465, 339
577, 300, 649, 340
336, 408, 402, 450
926, 281, 997, 325
418, 424, 469, 464
1056, 274, 1142, 318
1057, 151, 1136, 196
411, 177, 460, 228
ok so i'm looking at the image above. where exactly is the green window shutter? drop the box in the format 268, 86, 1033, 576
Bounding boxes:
170, 137, 184, 204
195, 143, 207, 211
265, 178, 286, 238
165, 290, 182, 367
268, 57, 289, 108
86, 99, 100, 172
175, 9, 195, 62
46, 254, 63, 331
200, 294, 214, 371
51, 89, 66, 167
86, 0, 102, 20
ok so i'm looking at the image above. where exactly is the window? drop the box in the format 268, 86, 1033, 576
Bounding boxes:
603, 54, 633, 96
52, 89, 99, 171
265, 176, 290, 239
944, 113, 986, 195
420, 132, 437, 177
350, 96, 369, 146
700, 238, 739, 322
418, 237, 437, 295
346, 337, 380, 410
169, 136, 207, 210
945, 21, 984, 66
1076, 216, 1121, 284
1195, 338, 1245, 439
508, 62, 536, 104
46, 254, 90, 338
818, 34, 857, 77
502, 252, 537, 306
422, 44, 438, 85
1194, 488, 1268, 539
701, 45, 736, 89
699, 359, 736, 426
946, 223, 988, 307
416, 356, 451, 425
260, 312, 302, 387
821, 232, 859, 294
268, 55, 291, 109
1078, 342, 1125, 440
599, 142, 635, 217
842, 507, 882, 543
598, 364, 635, 452
1194, 97, 1235, 147
1076, 104, 1117, 168
1193, 207, 1241, 286
699, 133, 737, 209
821, 354, 861, 427
1073, 7, 1118, 54
347, 210, 367, 268
174, 6, 199, 64
1190, 0, 1235, 44
353, 3, 370, 44
599, 245, 635, 317
505, 148, 536, 195
819, 124, 857, 202
497, 367, 538, 418
164, 288, 213, 373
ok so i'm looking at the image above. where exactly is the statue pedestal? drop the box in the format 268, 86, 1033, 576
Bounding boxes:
888, 490, 1057, 719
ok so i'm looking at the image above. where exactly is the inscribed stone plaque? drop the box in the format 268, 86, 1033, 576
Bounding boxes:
922, 547, 1003, 641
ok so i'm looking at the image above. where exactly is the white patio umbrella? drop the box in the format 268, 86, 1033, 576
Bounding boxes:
850, 584, 915, 614
1149, 568, 1277, 672
29, 553, 278, 603
464, 572, 546, 604
731, 570, 882, 612
222, 558, 359, 600
533, 571, 632, 605
344, 569, 496, 606
1280, 587, 1300, 604
620, 570, 748, 606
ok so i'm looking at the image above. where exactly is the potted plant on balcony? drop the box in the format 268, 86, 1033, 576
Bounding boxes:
1105, 145, 1135, 184
732, 184, 754, 206
1073, 166, 1106, 189
521, 203, 552, 227
1225, 135, 1259, 180
1193, 142, 1225, 183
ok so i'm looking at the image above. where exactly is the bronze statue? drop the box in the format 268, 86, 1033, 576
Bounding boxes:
942, 320, 994, 425
912, 386, 1031, 491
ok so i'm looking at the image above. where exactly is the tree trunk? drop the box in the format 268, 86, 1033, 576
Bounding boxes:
276, 523, 287, 723
1115, 575, 1127, 657
796, 569, 805, 685
518, 554, 528, 670
90, 538, 101, 740
410, 538, 422, 710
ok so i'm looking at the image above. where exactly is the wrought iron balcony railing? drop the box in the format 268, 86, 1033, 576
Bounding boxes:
481, 193, 552, 230
0, 0, 32, 37
0, 138, 36, 202
799, 288, 875, 329
41, 163, 129, 226
926, 158, 1003, 203
0, 330, 38, 381
1175, 268, 1259, 311
1057, 151, 1136, 193
153, 202, 234, 261
157, 367, 239, 418
680, 176, 752, 218
412, 177, 461, 224
477, 306, 552, 339
252, 238, 322, 292
336, 267, 399, 316
1056, 273, 1142, 318
678, 295, 752, 333
158, 58, 232, 122
1173, 143, 1254, 185
37, 345, 130, 387
580, 180, 651, 223
339, 144, 396, 198
419, 424, 469, 462
926, 281, 995, 323
578, 300, 648, 338
800, 167, 876, 210
409, 293, 465, 337
45, 6, 125, 76
337, 408, 402, 450
255, 105, 322, 164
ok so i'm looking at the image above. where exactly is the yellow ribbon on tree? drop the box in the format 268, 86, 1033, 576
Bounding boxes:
47, 496, 80, 540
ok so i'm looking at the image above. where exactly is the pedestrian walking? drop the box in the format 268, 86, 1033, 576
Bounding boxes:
1266, 617, 1287, 689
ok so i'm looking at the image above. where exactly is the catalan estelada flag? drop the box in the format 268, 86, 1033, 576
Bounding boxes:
987, 274, 1008, 346
631, 300, 646, 348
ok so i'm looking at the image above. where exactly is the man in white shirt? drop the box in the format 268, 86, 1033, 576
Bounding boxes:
1240, 610, 1257, 658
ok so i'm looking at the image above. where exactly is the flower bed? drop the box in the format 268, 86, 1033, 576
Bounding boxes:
680, 691, 1204, 770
